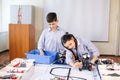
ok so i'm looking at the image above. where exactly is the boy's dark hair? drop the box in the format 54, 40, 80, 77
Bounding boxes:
46, 12, 57, 23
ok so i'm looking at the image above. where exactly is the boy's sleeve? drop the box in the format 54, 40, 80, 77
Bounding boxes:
37, 30, 45, 50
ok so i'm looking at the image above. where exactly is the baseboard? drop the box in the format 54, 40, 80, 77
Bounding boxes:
100, 54, 120, 57
0, 49, 9, 53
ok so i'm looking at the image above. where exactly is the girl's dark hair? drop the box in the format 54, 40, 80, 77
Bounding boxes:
61, 32, 78, 60
46, 12, 57, 23
61, 32, 75, 47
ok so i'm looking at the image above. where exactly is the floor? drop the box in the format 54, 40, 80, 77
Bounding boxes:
0, 50, 120, 69
98, 55, 120, 63
0, 50, 9, 69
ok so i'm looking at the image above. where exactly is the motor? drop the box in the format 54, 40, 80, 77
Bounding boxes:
79, 53, 92, 71
57, 50, 66, 64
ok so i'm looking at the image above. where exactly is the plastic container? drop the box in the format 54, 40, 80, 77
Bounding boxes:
26, 50, 58, 64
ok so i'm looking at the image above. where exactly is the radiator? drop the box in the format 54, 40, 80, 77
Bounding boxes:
0, 32, 8, 52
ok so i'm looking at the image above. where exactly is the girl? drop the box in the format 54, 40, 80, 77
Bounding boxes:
61, 32, 100, 69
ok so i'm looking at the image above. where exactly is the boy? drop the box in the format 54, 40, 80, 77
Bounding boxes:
38, 12, 65, 55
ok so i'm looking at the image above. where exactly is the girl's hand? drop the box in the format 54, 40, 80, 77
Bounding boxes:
90, 63, 95, 69
74, 62, 83, 68
91, 64, 95, 69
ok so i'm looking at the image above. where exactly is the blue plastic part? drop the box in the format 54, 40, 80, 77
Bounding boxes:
26, 50, 58, 64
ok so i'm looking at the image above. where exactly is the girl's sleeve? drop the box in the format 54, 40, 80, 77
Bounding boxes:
65, 49, 73, 64
83, 38, 100, 56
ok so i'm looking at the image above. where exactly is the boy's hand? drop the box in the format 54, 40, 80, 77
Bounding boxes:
39, 49, 44, 56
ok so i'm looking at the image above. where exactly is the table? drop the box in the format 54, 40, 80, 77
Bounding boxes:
0, 58, 34, 80
98, 64, 120, 80
0, 58, 103, 80
22, 64, 101, 80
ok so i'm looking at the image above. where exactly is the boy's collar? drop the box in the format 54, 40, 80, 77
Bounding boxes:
48, 26, 60, 31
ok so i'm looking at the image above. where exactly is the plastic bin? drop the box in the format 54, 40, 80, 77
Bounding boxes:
26, 50, 58, 64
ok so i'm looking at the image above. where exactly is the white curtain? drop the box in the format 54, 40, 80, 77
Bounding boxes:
43, 0, 110, 41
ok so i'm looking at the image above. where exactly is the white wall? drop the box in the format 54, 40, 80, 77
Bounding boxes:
94, 0, 120, 55
0, 0, 2, 31
43, 0, 110, 41
118, 0, 120, 55
0, 32, 8, 52
1, 0, 120, 55
1, 0, 44, 42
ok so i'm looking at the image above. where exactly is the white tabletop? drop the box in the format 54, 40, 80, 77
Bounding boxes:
98, 64, 120, 80
21, 64, 101, 80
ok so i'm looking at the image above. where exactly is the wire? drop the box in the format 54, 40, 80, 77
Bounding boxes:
69, 76, 87, 80
50, 67, 70, 78
67, 68, 71, 80
96, 64, 102, 80
50, 67, 87, 80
